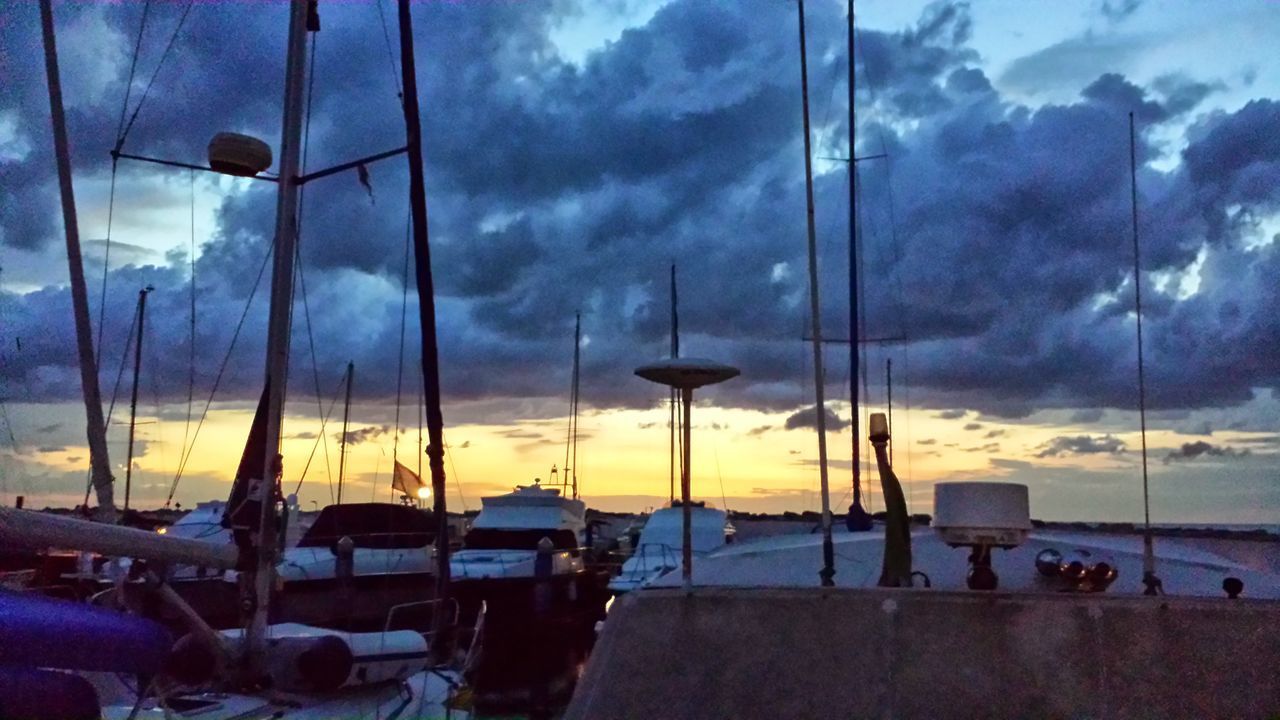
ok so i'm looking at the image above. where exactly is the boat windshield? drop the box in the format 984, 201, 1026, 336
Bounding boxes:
462, 528, 578, 552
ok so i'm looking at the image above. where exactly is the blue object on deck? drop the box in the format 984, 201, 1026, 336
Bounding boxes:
0, 667, 99, 720
0, 589, 169, 674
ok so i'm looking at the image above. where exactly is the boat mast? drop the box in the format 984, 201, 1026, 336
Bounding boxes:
670, 264, 678, 504
248, 0, 312, 664
796, 0, 836, 586
396, 0, 452, 638
39, 0, 116, 521
337, 361, 353, 504
123, 286, 153, 513
1129, 112, 1159, 594
846, 0, 873, 532
571, 312, 581, 499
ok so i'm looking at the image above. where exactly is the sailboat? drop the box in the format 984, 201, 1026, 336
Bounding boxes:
0, 1, 471, 717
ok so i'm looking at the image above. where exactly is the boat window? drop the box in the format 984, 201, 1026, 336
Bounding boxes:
462, 528, 579, 552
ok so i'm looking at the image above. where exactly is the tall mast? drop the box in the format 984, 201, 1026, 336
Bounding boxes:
39, 0, 116, 521
886, 357, 893, 466
1129, 112, 1158, 594
571, 312, 581, 499
846, 0, 872, 532
337, 361, 353, 504
123, 286, 153, 513
249, 0, 311, 662
396, 0, 452, 640
796, 0, 835, 587
670, 264, 678, 504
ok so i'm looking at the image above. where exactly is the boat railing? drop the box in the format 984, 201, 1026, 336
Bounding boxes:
383, 596, 460, 635
625, 543, 681, 578
454, 545, 589, 576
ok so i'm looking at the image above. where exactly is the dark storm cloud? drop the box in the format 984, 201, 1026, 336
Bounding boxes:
784, 405, 850, 433
1035, 434, 1126, 458
1070, 408, 1104, 424
963, 422, 982, 431
1163, 441, 1249, 463
1100, 0, 1142, 23
336, 425, 391, 446
935, 410, 967, 420
2, 1, 1278, 435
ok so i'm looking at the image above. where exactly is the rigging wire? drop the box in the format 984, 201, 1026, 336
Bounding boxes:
293, 371, 346, 501
164, 242, 273, 506
373, 0, 403, 98
287, 23, 337, 501
115, 0, 197, 150
392, 211, 411, 462
294, 244, 336, 496
95, 0, 154, 368
178, 170, 197, 481
443, 431, 468, 513
82, 297, 141, 506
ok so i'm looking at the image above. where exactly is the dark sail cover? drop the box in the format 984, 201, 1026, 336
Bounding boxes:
297, 503, 436, 550
221, 383, 271, 530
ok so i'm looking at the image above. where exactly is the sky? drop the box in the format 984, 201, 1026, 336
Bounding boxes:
0, 0, 1276, 524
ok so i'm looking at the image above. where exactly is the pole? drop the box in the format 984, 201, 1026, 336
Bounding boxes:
124, 286, 152, 513
886, 358, 893, 466
250, 0, 311, 667
680, 386, 694, 593
397, 0, 452, 645
1129, 112, 1158, 593
40, 0, 116, 521
796, 0, 836, 587
669, 264, 678, 505
337, 361, 353, 504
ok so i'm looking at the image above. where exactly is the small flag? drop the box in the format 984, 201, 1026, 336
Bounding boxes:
357, 163, 375, 205
392, 460, 428, 499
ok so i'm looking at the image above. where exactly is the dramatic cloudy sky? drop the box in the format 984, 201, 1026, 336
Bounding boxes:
1, 0, 1276, 523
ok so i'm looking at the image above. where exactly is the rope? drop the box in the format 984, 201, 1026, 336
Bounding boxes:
165, 241, 273, 506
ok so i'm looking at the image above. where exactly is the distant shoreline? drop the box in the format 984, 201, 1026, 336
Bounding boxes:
24, 505, 1277, 543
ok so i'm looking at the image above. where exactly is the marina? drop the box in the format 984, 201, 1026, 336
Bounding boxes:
2, 0, 1279, 717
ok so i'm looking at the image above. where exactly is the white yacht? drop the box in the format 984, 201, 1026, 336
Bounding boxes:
451, 484, 588, 582
608, 503, 735, 594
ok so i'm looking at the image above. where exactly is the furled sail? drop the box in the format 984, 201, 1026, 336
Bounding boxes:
221, 383, 279, 568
